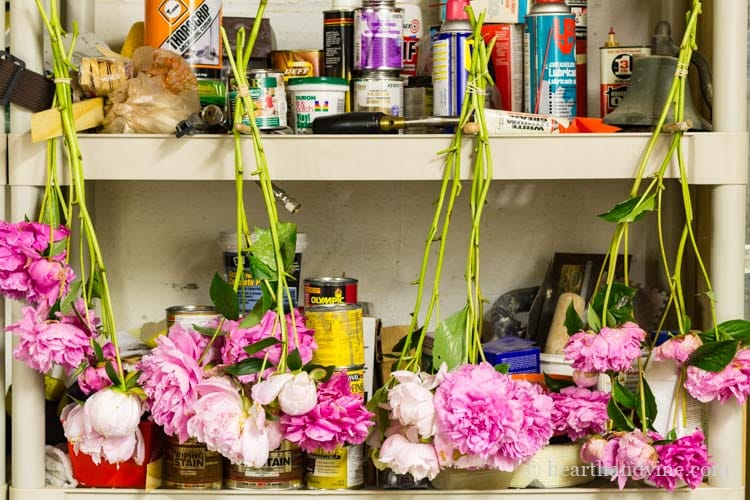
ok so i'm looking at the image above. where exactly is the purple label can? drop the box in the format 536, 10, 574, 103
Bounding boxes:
524, 0, 577, 118
354, 5, 403, 71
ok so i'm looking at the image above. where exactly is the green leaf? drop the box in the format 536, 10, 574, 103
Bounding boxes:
210, 273, 240, 320
250, 223, 298, 276
225, 358, 265, 376
40, 189, 61, 228
564, 300, 584, 335
125, 370, 141, 389
93, 341, 104, 362
244, 337, 282, 356
432, 307, 469, 370
44, 240, 67, 259
248, 255, 276, 281
304, 364, 335, 382
607, 398, 635, 431
104, 361, 120, 385
88, 269, 104, 300
703, 320, 750, 345
682, 314, 692, 333
635, 377, 658, 428
192, 324, 218, 336
494, 363, 510, 374
666, 428, 677, 441
60, 280, 82, 314
587, 306, 602, 332
287, 348, 303, 371
48, 299, 61, 318
543, 372, 576, 392
240, 284, 274, 327
686, 339, 740, 372
591, 283, 637, 327
613, 379, 636, 409
598, 195, 656, 223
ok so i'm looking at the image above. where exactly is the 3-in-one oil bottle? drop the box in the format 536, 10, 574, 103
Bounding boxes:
432, 0, 472, 117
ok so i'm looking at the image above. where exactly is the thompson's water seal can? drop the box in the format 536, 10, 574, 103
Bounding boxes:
524, 0, 577, 118
354, 1, 404, 71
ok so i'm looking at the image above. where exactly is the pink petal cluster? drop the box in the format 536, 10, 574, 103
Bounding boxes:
550, 386, 610, 440
582, 430, 658, 489
221, 309, 316, 382
7, 300, 98, 374
653, 334, 703, 365
684, 348, 750, 403
281, 371, 374, 453
0, 221, 73, 306
138, 323, 210, 442
386, 366, 446, 439
433, 363, 554, 471
564, 322, 646, 373
78, 343, 116, 395
648, 429, 711, 491
187, 376, 282, 467
378, 433, 440, 481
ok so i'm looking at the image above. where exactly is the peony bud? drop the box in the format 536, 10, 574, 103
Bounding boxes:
573, 370, 599, 388
580, 434, 608, 463
251, 373, 294, 405
379, 433, 441, 481
278, 372, 318, 416
85, 388, 142, 437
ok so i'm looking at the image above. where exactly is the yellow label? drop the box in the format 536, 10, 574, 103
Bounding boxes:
305, 308, 364, 367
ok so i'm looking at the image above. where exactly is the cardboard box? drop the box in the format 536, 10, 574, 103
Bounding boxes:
482, 24, 524, 112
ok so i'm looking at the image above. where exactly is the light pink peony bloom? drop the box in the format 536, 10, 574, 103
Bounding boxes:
564, 322, 646, 373
137, 323, 210, 442
386, 367, 445, 439
653, 334, 703, 365
85, 388, 143, 438
8, 303, 95, 374
593, 430, 657, 489
684, 348, 750, 403
278, 372, 318, 416
281, 371, 374, 453
433, 363, 554, 471
648, 429, 711, 491
573, 370, 599, 388
378, 433, 440, 481
251, 373, 294, 405
550, 386, 610, 440
580, 434, 608, 463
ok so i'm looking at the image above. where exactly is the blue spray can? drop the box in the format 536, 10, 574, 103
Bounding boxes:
432, 0, 472, 117
524, 0, 577, 118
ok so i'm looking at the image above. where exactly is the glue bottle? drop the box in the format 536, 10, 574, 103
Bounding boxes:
432, 0, 472, 117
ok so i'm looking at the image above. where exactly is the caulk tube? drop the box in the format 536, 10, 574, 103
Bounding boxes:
482, 109, 570, 134
432, 0, 472, 117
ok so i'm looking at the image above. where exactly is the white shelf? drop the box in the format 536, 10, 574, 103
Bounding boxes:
8, 485, 745, 500
7, 132, 747, 186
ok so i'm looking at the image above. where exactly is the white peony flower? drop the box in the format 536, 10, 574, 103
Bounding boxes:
278, 372, 318, 416
84, 388, 143, 437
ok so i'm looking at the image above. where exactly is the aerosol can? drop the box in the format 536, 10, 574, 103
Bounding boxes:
432, 0, 472, 117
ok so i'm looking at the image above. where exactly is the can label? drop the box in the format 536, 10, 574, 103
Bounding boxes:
270, 51, 324, 81
324, 10, 354, 81
482, 24, 523, 112
224, 444, 304, 489
354, 7, 404, 70
305, 444, 364, 490
166, 306, 220, 331
223, 251, 301, 312
599, 46, 651, 117
524, 12, 577, 118
145, 0, 223, 75
341, 366, 365, 396
164, 437, 223, 489
305, 304, 364, 367
399, 3, 423, 78
292, 89, 347, 134
230, 72, 287, 130
352, 75, 404, 116
303, 278, 358, 308
432, 30, 471, 117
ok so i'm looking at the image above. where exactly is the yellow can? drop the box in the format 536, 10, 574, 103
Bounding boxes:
339, 365, 365, 397
305, 444, 364, 490
305, 304, 364, 367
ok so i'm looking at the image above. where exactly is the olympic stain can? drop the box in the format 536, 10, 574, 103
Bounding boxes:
303, 277, 358, 308
304, 304, 364, 368
164, 436, 223, 489
524, 0, 577, 118
354, 1, 403, 71
228, 70, 287, 130
166, 305, 220, 331
352, 70, 404, 116
224, 442, 304, 489
305, 444, 364, 490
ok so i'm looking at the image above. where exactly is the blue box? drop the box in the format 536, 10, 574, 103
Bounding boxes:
482, 336, 540, 374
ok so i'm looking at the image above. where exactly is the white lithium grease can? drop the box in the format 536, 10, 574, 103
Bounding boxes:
287, 77, 349, 134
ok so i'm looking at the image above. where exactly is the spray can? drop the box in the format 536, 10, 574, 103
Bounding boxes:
432, 0, 472, 117
566, 0, 587, 116
395, 0, 423, 78
599, 27, 651, 117
354, 0, 404, 71
524, 0, 577, 118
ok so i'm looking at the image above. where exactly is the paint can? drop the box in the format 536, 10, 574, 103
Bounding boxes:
224, 442, 304, 489
164, 436, 223, 489
269, 50, 324, 81
228, 70, 287, 130
352, 70, 404, 116
599, 28, 650, 117
144, 0, 223, 79
354, 1, 404, 71
324, 9, 355, 82
404, 76, 433, 133
287, 77, 349, 134
305, 444, 364, 490
395, 0, 424, 78
339, 365, 366, 396
303, 277, 358, 307
304, 304, 364, 368
524, 0, 577, 118
166, 305, 220, 331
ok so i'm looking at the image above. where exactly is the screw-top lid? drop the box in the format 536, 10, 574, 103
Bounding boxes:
445, 0, 470, 21
287, 76, 349, 87
332, 0, 361, 8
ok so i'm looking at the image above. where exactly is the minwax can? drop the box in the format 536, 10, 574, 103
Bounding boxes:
524, 0, 577, 118
354, 1, 404, 71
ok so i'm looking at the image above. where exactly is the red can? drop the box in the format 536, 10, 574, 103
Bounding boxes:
303, 277, 358, 308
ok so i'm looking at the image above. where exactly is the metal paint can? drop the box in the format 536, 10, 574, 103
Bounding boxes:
287, 77, 349, 134
224, 442, 304, 489
166, 305, 220, 331
228, 70, 287, 130
396, 0, 424, 78
269, 50, 324, 81
352, 70, 404, 116
524, 0, 577, 118
339, 365, 366, 396
304, 304, 364, 368
599, 40, 651, 116
303, 277, 358, 308
305, 444, 364, 490
354, 2, 404, 71
164, 436, 223, 489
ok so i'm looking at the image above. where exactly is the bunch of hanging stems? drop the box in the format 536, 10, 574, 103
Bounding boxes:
35, 0, 127, 388
395, 7, 494, 373
595, 0, 707, 433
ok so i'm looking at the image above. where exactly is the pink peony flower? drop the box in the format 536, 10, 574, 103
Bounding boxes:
433, 363, 554, 471
7, 303, 95, 374
187, 376, 282, 467
137, 323, 209, 442
386, 367, 445, 439
590, 430, 658, 489
550, 386, 610, 440
281, 371, 374, 453
580, 434, 608, 463
221, 309, 316, 382
648, 429, 711, 491
685, 348, 750, 403
564, 322, 646, 373
654, 334, 703, 365
573, 370, 599, 388
78, 343, 116, 395
378, 433, 440, 481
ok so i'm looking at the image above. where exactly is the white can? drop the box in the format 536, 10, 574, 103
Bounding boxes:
352, 69, 404, 116
395, 0, 423, 78
287, 77, 349, 134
